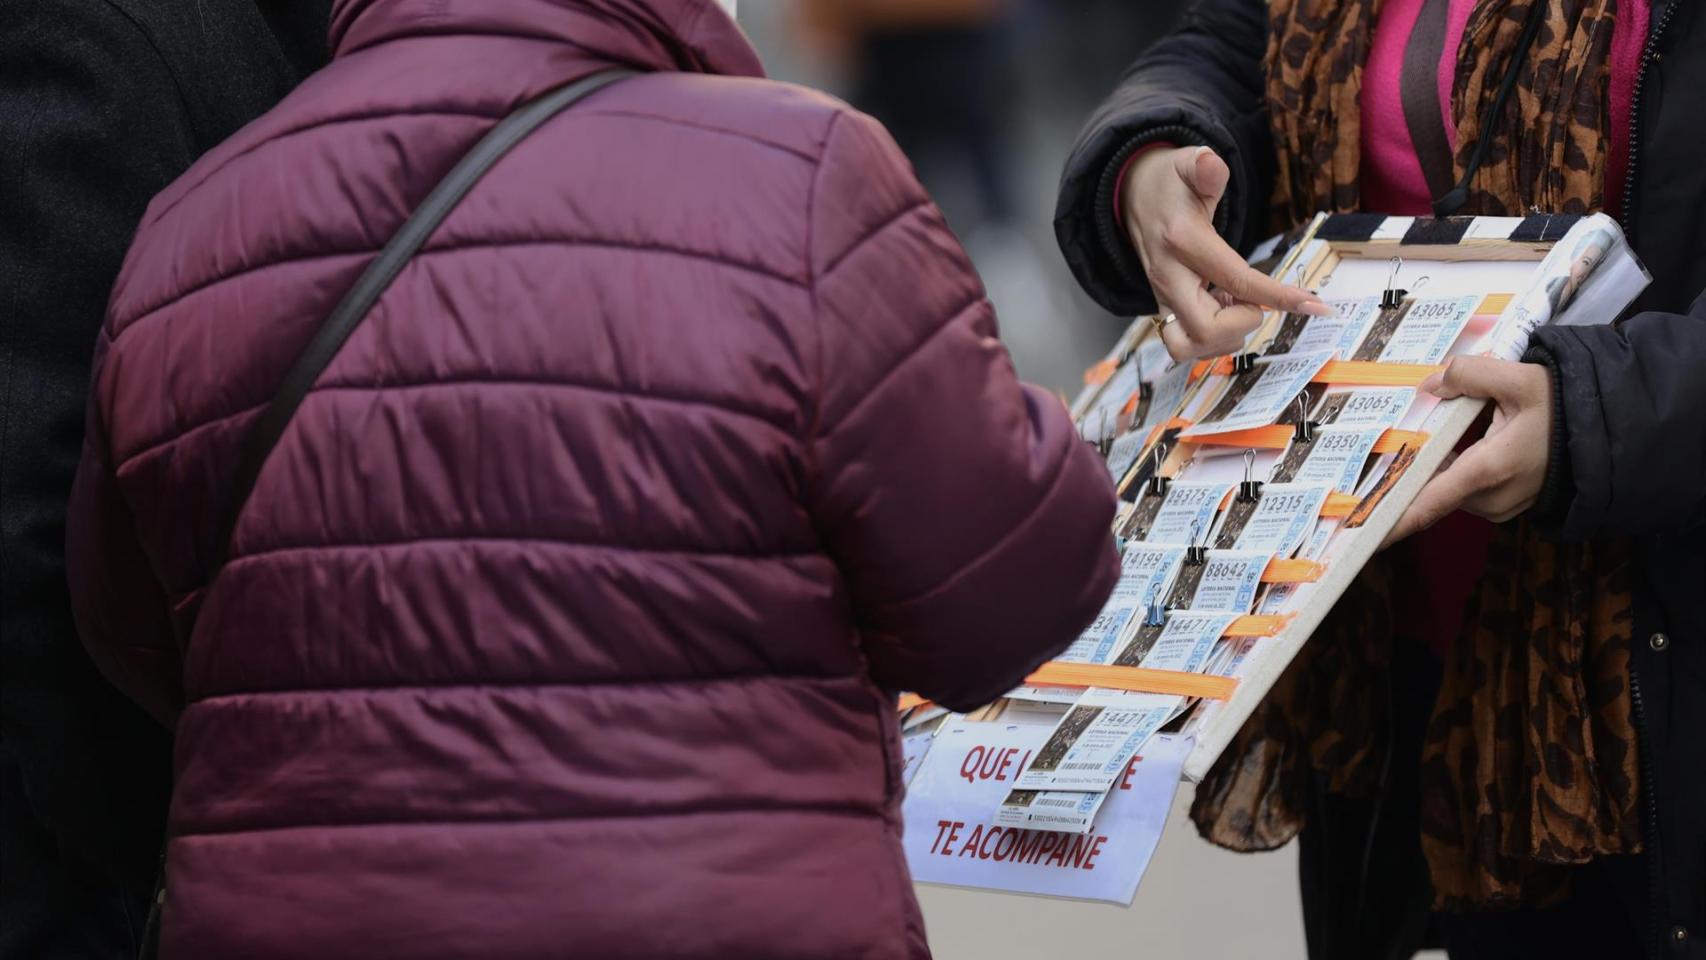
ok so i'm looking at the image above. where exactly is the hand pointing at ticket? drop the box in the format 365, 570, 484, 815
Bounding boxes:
1122, 146, 1333, 361
1385, 356, 1553, 544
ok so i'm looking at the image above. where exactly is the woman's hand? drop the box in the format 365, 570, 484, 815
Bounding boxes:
1386, 357, 1553, 544
1123, 145, 1332, 361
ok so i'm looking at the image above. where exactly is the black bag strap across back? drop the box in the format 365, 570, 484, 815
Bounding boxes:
207, 68, 635, 577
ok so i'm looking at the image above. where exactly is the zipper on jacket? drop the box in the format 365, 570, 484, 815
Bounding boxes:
1620, 0, 1679, 247
1629, 669, 1666, 957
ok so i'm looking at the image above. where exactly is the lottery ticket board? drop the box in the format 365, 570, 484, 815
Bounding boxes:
895, 211, 1649, 904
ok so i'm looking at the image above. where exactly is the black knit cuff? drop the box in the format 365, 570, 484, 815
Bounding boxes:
1090, 126, 1220, 314
1522, 344, 1573, 528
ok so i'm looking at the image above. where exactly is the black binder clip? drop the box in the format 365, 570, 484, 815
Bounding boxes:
1094, 409, 1115, 457
1144, 592, 1168, 627
1232, 352, 1259, 375
1184, 519, 1209, 566
1237, 448, 1264, 502
1292, 394, 1318, 443
1380, 256, 1407, 309
1146, 446, 1171, 497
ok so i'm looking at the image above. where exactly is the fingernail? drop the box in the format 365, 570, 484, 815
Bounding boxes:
1298, 298, 1336, 317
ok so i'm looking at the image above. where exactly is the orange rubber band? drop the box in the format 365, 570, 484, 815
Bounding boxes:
1315, 360, 1443, 386
1205, 357, 1443, 387
1025, 662, 1238, 700
1320, 492, 1359, 517
1187, 425, 1429, 451
1084, 358, 1120, 386
1262, 558, 1325, 583
1227, 613, 1290, 638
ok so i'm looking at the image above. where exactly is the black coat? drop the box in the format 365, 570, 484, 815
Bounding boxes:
0, 3, 325, 956
1055, 2, 1706, 958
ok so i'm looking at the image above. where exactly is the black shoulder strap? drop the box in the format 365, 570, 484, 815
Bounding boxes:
210, 68, 636, 574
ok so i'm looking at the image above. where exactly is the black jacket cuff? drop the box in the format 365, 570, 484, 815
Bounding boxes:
1522, 342, 1574, 533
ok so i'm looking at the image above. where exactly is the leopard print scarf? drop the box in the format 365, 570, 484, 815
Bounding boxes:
1193, 0, 1637, 911
1267, 0, 1618, 224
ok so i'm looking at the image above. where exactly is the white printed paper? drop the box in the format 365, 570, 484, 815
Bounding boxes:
1113, 545, 1187, 605
903, 724, 1189, 903
1005, 685, 1086, 705
1079, 359, 1142, 441
1231, 483, 1331, 556
1137, 610, 1240, 673
1135, 361, 1192, 435
1059, 605, 1140, 665
1291, 427, 1384, 493
1376, 295, 1477, 364
995, 787, 1109, 835
1059, 546, 1187, 664
1104, 429, 1145, 483
1321, 387, 1415, 429
1292, 297, 1379, 357
1013, 690, 1183, 791
1143, 481, 1234, 546
1188, 551, 1270, 613
1182, 350, 1335, 437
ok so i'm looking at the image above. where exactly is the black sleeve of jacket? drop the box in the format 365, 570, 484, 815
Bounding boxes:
1053, 0, 1275, 317
0, 0, 194, 900
1524, 288, 1706, 541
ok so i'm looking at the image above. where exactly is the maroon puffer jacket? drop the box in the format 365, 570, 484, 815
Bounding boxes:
65, 1, 1119, 956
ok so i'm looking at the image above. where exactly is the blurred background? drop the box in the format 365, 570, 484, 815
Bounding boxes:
737, 4, 1326, 958
741, 0, 1189, 394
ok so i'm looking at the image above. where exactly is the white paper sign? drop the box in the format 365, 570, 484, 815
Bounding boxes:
1014, 690, 1182, 791
902, 729, 937, 787
1291, 427, 1384, 493
1377, 295, 1477, 364
1183, 350, 1335, 437
1189, 551, 1269, 613
1143, 481, 1234, 546
1137, 610, 1240, 672
904, 725, 1189, 903
1231, 483, 1331, 556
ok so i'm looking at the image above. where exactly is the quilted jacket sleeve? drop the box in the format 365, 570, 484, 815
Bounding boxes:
65, 331, 184, 727
1525, 289, 1706, 540
806, 109, 1121, 712
1053, 0, 1275, 317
